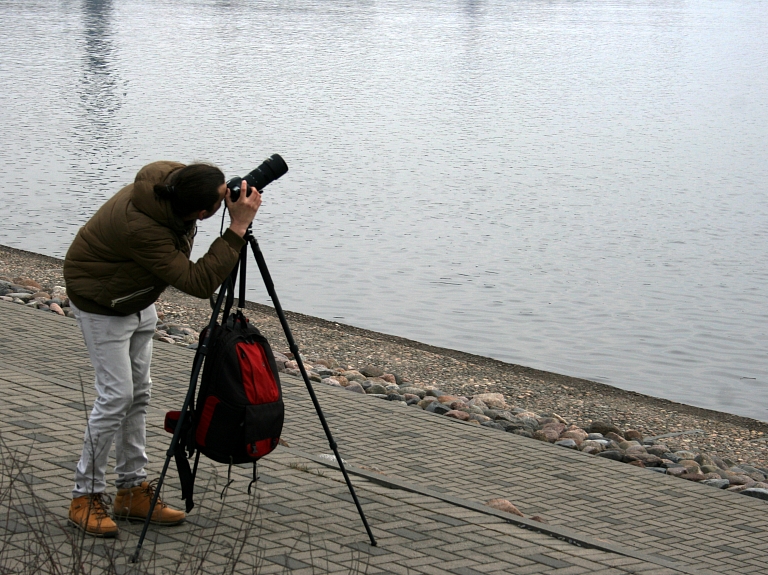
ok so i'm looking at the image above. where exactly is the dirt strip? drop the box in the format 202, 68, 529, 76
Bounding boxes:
1, 243, 766, 468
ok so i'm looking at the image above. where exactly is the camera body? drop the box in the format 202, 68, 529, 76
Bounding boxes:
227, 154, 288, 201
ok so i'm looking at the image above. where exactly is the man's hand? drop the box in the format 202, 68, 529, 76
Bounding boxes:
226, 180, 262, 237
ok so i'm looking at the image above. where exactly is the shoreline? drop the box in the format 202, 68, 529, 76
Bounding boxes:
1, 242, 766, 470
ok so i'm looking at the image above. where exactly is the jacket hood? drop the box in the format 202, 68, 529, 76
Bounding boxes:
130, 161, 187, 233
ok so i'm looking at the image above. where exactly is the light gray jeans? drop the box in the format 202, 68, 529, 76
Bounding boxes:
70, 300, 157, 497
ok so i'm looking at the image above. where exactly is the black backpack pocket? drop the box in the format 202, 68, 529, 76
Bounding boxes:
195, 395, 244, 463
244, 400, 284, 458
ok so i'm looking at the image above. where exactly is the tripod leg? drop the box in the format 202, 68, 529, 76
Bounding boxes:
130, 275, 235, 562
247, 236, 377, 547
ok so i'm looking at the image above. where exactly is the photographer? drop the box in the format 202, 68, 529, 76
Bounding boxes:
62, 161, 261, 537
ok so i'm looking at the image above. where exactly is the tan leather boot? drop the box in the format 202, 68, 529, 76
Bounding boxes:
113, 480, 185, 525
69, 494, 119, 537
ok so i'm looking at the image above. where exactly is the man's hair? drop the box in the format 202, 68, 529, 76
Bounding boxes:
154, 163, 224, 216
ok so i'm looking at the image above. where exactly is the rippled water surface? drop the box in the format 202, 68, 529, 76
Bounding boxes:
1, 0, 767, 420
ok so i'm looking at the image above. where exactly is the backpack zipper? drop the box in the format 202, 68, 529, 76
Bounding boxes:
111, 286, 155, 307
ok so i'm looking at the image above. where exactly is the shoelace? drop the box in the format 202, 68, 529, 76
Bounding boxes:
88, 493, 113, 518
141, 479, 168, 508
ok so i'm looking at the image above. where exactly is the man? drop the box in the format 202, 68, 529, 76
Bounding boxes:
63, 160, 261, 536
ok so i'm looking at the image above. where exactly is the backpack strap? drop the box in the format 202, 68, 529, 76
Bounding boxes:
248, 461, 259, 495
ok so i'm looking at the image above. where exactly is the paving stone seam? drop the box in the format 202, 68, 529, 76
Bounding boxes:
280, 446, 719, 575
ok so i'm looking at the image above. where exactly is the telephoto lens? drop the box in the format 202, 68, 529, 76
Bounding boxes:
227, 154, 288, 201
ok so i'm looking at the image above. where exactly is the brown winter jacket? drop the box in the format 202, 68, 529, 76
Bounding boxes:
63, 161, 244, 316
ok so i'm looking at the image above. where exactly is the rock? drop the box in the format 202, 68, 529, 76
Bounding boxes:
406, 398, 421, 406
344, 382, 365, 394
469, 414, 491, 423
437, 395, 460, 404
360, 365, 384, 378
510, 429, 533, 438
386, 393, 405, 402
467, 405, 485, 415
31, 291, 50, 299
481, 421, 507, 431
342, 370, 366, 382
711, 455, 729, 470
646, 445, 670, 457
679, 473, 707, 482
700, 465, 720, 475
605, 432, 625, 443
366, 383, 388, 395
321, 378, 341, 386
741, 488, 768, 501
624, 429, 643, 442
695, 453, 715, 467
560, 429, 587, 444
448, 401, 470, 412
13, 277, 41, 289
417, 397, 438, 409
445, 410, 470, 421
49, 303, 65, 316
597, 450, 624, 462
380, 373, 397, 384
625, 445, 648, 455
273, 351, 290, 364
467, 398, 488, 410
7, 292, 33, 301
486, 499, 524, 517
589, 421, 622, 436
530, 515, 548, 523
628, 460, 646, 468
425, 402, 451, 415
619, 440, 642, 450
580, 440, 605, 453
555, 439, 578, 449
701, 479, 730, 489
399, 386, 426, 399
674, 451, 697, 460
425, 388, 446, 397
543, 422, 566, 436
158, 336, 175, 344
632, 453, 663, 467
533, 429, 559, 443
473, 393, 507, 409
667, 467, 688, 477
728, 475, 755, 487
586, 433, 605, 440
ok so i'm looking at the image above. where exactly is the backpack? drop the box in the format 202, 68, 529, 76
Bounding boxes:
164, 309, 284, 512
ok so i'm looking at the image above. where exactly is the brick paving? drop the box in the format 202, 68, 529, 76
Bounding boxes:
0, 301, 766, 573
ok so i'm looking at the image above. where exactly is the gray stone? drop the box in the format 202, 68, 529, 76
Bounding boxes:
589, 421, 622, 436
586, 433, 605, 440
597, 450, 624, 462
510, 428, 533, 438
386, 393, 405, 402
360, 365, 384, 377
425, 389, 446, 397
555, 439, 577, 449
741, 488, 768, 501
425, 402, 451, 415
649, 467, 667, 474
7, 293, 33, 301
701, 479, 730, 489
365, 383, 388, 395
405, 398, 420, 406
481, 421, 506, 430
344, 382, 365, 394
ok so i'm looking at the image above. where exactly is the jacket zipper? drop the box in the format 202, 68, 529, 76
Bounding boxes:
111, 286, 155, 307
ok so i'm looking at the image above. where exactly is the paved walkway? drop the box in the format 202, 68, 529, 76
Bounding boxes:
0, 300, 766, 574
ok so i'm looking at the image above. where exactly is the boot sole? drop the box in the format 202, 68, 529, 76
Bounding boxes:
113, 514, 186, 526
68, 517, 119, 538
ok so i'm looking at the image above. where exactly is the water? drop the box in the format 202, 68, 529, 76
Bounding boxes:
1, 0, 767, 421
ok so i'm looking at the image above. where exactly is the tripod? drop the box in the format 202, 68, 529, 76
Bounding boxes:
130, 225, 376, 562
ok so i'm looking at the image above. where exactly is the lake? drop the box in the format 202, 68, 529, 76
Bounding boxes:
1, 0, 767, 421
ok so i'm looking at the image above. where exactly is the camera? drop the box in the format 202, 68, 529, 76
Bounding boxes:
227, 154, 288, 201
